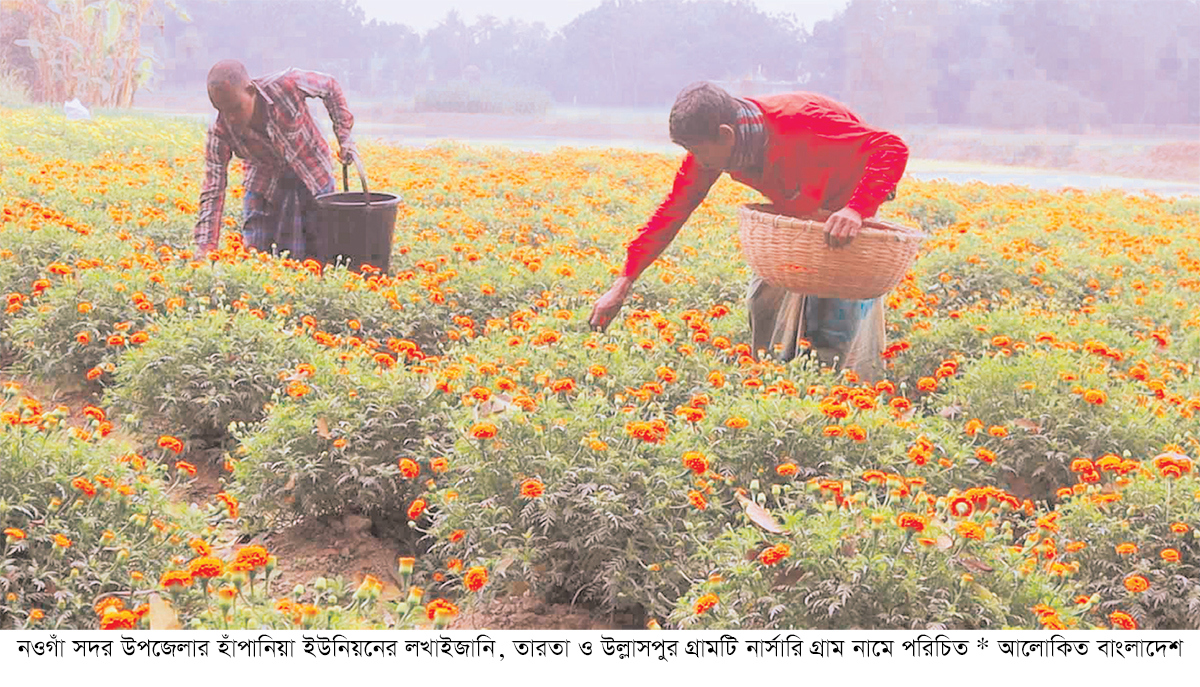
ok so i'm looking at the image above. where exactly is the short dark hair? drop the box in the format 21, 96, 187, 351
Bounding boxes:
668, 82, 737, 147
207, 59, 250, 95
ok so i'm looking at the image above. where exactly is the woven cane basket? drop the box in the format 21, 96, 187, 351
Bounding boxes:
738, 204, 928, 300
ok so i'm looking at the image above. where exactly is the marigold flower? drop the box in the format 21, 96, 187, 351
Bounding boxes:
94, 597, 125, 616
160, 570, 193, 588
520, 478, 544, 499
776, 462, 798, 477
189, 538, 212, 557
688, 490, 707, 511
693, 593, 719, 615
4, 527, 27, 541
845, 425, 867, 441
975, 448, 996, 464
175, 461, 197, 477
157, 435, 184, 454
1109, 611, 1137, 630
725, 416, 749, 429
407, 498, 428, 520
916, 377, 938, 392
1083, 389, 1107, 405
1115, 543, 1138, 555
464, 566, 488, 592
470, 422, 498, 440
398, 458, 420, 479
106, 334, 125, 346
823, 425, 844, 438
682, 451, 708, 475
425, 598, 459, 620
987, 425, 1008, 438
72, 477, 96, 497
1170, 522, 1189, 535
448, 530, 465, 543
99, 609, 137, 630
758, 543, 790, 566
188, 556, 224, 579
896, 513, 927, 532
53, 533, 72, 548
1161, 548, 1181, 563
29, 609, 44, 622
956, 521, 985, 541
234, 545, 269, 570
588, 365, 607, 378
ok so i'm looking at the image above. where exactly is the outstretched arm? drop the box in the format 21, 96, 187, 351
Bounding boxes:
590, 153, 719, 331
194, 122, 232, 253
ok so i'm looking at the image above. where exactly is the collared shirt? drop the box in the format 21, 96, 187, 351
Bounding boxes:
727, 98, 766, 173
194, 68, 354, 249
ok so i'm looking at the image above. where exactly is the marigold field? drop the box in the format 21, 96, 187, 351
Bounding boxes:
1, 108, 1198, 632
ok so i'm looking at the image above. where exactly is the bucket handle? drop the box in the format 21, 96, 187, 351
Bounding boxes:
341, 157, 372, 207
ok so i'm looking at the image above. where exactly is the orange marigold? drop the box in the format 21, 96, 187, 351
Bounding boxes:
519, 478, 544, 498
233, 545, 269, 570
188, 556, 224, 579
758, 543, 790, 566
398, 458, 420, 479
896, 512, 927, 532
157, 435, 184, 454
693, 593, 719, 615
407, 498, 428, 520
160, 570, 193, 588
688, 490, 707, 511
725, 416, 749, 429
1109, 611, 1137, 630
1115, 543, 1138, 556
1161, 549, 1181, 563
464, 566, 488, 592
776, 462, 798, 477
682, 451, 709, 475
470, 422, 498, 440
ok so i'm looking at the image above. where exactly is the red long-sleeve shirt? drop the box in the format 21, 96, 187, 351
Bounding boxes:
623, 92, 909, 279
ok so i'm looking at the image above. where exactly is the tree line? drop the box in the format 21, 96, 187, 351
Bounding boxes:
2, 0, 1197, 130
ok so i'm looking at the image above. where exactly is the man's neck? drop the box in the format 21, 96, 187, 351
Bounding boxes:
249, 91, 268, 134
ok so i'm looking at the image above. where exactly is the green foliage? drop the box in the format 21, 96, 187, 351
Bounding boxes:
230, 351, 450, 527
106, 309, 327, 448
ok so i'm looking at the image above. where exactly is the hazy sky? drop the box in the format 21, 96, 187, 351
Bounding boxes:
353, 0, 851, 33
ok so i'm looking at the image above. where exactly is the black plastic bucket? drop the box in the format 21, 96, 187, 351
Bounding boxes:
311, 159, 400, 274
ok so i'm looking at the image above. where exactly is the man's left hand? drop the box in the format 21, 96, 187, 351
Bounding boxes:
824, 207, 862, 249
338, 141, 357, 166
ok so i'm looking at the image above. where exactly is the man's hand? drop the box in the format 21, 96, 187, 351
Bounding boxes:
338, 140, 357, 166
824, 207, 863, 249
589, 277, 633, 332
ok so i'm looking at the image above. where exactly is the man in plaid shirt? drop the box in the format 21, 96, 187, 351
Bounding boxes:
194, 60, 357, 260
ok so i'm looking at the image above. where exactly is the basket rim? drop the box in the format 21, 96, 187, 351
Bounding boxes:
740, 203, 928, 242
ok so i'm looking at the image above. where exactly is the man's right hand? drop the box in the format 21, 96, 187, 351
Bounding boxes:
589, 277, 633, 332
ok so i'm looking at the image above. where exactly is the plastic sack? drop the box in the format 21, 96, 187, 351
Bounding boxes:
63, 98, 91, 120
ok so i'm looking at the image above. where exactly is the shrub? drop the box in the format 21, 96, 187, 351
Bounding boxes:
106, 309, 327, 449
230, 350, 451, 527
0, 387, 206, 629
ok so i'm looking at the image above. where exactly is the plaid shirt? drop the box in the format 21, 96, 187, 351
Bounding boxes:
194, 68, 355, 249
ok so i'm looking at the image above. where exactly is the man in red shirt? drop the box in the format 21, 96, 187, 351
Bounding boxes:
194, 60, 357, 261
588, 82, 908, 381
